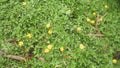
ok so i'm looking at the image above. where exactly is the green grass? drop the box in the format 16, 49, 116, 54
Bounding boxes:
0, 0, 120, 68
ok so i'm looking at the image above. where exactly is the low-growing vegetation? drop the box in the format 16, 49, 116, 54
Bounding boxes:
0, 0, 120, 68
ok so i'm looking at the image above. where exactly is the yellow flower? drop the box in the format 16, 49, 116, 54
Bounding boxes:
90, 20, 95, 24
112, 59, 117, 64
48, 29, 53, 34
27, 33, 32, 38
99, 17, 103, 21
79, 44, 85, 49
18, 41, 24, 47
77, 27, 81, 32
66, 9, 72, 15
60, 47, 64, 52
86, 17, 91, 22
93, 12, 96, 16
22, 2, 27, 6
47, 44, 53, 50
46, 23, 51, 28
104, 5, 108, 9
44, 48, 50, 53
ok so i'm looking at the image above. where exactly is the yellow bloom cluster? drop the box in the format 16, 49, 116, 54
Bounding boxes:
22, 2, 27, 6
44, 44, 53, 53
93, 12, 96, 16
79, 44, 85, 49
27, 33, 32, 38
86, 17, 91, 22
86, 17, 95, 24
46, 23, 53, 35
44, 48, 50, 53
76, 27, 81, 32
48, 29, 53, 34
90, 20, 95, 24
112, 59, 117, 64
18, 41, 24, 47
104, 5, 108, 9
60, 47, 64, 52
99, 17, 103, 21
46, 23, 51, 28
47, 44, 53, 50
66, 9, 72, 15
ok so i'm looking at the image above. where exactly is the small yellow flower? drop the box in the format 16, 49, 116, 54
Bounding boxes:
46, 23, 51, 28
60, 47, 64, 52
66, 9, 72, 15
99, 17, 103, 21
90, 20, 95, 24
27, 33, 32, 38
22, 2, 27, 6
18, 41, 24, 47
86, 17, 91, 22
48, 29, 53, 34
112, 59, 117, 64
104, 5, 108, 9
44, 48, 50, 53
93, 12, 96, 16
77, 27, 81, 32
79, 44, 85, 49
47, 44, 53, 50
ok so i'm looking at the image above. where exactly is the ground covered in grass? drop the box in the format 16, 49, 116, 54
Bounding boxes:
0, 0, 120, 68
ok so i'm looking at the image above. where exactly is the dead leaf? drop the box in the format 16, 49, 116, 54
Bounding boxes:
4, 39, 16, 43
39, 57, 46, 62
86, 34, 104, 37
64, 56, 72, 59
0, 50, 5, 56
63, 59, 67, 66
5, 55, 26, 61
0, 50, 26, 61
